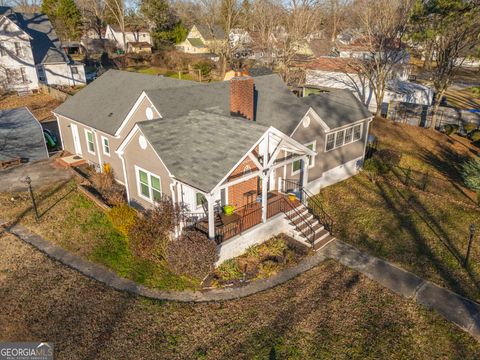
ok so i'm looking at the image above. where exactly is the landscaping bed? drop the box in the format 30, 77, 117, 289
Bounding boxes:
203, 235, 310, 288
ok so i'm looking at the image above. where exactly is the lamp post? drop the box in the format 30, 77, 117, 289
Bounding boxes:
464, 224, 476, 268
24, 176, 39, 222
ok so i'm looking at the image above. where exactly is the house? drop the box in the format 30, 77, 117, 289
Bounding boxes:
127, 42, 152, 54
0, 6, 85, 92
0, 107, 49, 166
176, 25, 226, 54
105, 24, 152, 51
304, 57, 433, 113
53, 70, 372, 262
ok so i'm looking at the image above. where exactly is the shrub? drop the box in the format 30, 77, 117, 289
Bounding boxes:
193, 61, 214, 77
461, 159, 480, 192
90, 166, 125, 206
129, 196, 181, 262
469, 129, 480, 142
257, 237, 288, 258
363, 158, 389, 181
374, 149, 402, 169
107, 204, 137, 237
444, 124, 459, 135
464, 122, 477, 134
216, 259, 243, 281
167, 231, 216, 279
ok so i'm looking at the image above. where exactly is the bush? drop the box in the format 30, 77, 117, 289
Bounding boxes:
464, 122, 477, 134
90, 165, 125, 206
167, 231, 216, 279
469, 129, 480, 142
129, 196, 180, 262
107, 204, 137, 237
216, 259, 243, 281
363, 158, 389, 181
444, 124, 459, 135
461, 159, 480, 192
193, 61, 214, 77
374, 149, 402, 169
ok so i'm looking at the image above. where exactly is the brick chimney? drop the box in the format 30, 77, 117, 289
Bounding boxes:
230, 73, 254, 121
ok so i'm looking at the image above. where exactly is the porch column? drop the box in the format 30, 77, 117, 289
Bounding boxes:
261, 173, 268, 223
301, 155, 309, 191
206, 194, 215, 240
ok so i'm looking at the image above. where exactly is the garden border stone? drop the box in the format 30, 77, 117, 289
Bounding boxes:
1, 221, 328, 302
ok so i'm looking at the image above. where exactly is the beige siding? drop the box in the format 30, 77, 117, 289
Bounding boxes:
276, 117, 370, 186
56, 96, 160, 184
123, 130, 174, 210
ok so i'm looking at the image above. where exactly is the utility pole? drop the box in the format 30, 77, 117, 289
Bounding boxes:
24, 176, 39, 222
464, 224, 476, 268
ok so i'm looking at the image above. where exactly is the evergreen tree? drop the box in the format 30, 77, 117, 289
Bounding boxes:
41, 0, 82, 40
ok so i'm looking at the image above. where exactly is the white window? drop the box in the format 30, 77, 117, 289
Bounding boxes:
291, 142, 315, 175
85, 130, 95, 154
71, 66, 78, 75
325, 123, 363, 152
101, 136, 110, 156
14, 42, 21, 57
136, 166, 162, 203
20, 67, 27, 84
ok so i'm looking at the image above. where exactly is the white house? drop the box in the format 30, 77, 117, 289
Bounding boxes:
0, 7, 85, 92
304, 57, 433, 113
105, 24, 152, 51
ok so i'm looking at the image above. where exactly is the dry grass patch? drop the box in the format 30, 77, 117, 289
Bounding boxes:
1, 233, 480, 359
0, 92, 62, 121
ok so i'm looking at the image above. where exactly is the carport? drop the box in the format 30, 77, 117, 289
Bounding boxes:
0, 107, 49, 166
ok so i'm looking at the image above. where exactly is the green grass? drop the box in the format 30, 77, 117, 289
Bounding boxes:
320, 118, 480, 301
1, 183, 198, 291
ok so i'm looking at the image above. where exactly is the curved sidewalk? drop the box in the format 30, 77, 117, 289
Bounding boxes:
2, 222, 328, 302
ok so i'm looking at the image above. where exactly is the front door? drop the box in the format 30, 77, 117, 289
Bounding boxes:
71, 123, 82, 155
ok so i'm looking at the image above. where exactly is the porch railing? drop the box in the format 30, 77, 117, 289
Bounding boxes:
280, 179, 334, 234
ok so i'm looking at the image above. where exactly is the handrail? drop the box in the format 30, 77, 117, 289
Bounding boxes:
280, 179, 334, 234
281, 197, 316, 246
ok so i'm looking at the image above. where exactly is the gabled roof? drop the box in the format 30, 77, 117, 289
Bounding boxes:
304, 57, 361, 73
138, 110, 268, 192
187, 38, 206, 48
300, 90, 372, 129
145, 74, 309, 134
54, 70, 198, 135
0, 7, 69, 64
194, 24, 225, 40
0, 107, 48, 162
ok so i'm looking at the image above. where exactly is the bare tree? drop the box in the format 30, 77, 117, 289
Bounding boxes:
104, 0, 127, 51
410, 0, 480, 129
322, 0, 350, 42
8, 0, 41, 12
353, 0, 413, 117
78, 0, 106, 39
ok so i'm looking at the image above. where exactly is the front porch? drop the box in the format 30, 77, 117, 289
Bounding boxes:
185, 191, 300, 243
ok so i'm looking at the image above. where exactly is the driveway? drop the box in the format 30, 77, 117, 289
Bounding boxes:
0, 158, 72, 192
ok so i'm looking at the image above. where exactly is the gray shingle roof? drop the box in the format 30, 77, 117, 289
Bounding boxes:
0, 107, 48, 162
138, 110, 268, 192
145, 74, 309, 134
0, 7, 70, 64
54, 70, 197, 135
300, 90, 372, 129
194, 24, 225, 40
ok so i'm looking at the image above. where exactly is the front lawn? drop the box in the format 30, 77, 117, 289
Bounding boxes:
0, 181, 198, 291
320, 118, 480, 301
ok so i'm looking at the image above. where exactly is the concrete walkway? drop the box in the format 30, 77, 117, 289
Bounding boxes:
322, 240, 480, 339
2, 220, 480, 339
1, 222, 328, 302
0, 159, 72, 192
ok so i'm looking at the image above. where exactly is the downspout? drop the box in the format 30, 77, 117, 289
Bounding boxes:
92, 129, 103, 170
118, 150, 130, 203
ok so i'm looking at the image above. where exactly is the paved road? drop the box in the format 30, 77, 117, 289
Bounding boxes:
0, 159, 72, 192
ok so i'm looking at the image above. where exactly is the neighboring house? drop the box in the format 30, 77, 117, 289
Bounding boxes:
304, 57, 433, 113
105, 24, 152, 51
176, 25, 226, 54
53, 69, 372, 262
0, 6, 86, 92
0, 107, 48, 164
127, 42, 152, 54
